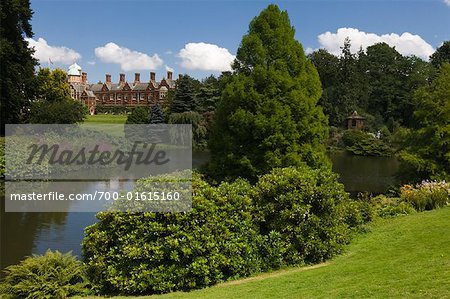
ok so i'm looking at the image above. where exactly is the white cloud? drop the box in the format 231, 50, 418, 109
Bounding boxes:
444, 0, 450, 7
165, 65, 174, 72
26, 37, 81, 65
94, 42, 163, 71
317, 28, 435, 60
178, 42, 235, 71
305, 47, 314, 55
87, 61, 96, 65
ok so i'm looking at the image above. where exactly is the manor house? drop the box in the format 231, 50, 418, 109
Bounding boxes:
67, 63, 178, 114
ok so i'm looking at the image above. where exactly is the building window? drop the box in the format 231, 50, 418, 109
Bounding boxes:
159, 87, 168, 99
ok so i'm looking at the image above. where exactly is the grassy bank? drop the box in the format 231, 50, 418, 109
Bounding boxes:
82, 207, 450, 298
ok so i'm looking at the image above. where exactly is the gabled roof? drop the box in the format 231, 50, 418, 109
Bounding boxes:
85, 90, 95, 98
70, 84, 86, 93
82, 90, 96, 98
90, 83, 104, 92
166, 79, 176, 89
122, 82, 131, 91
133, 82, 149, 91
149, 80, 158, 89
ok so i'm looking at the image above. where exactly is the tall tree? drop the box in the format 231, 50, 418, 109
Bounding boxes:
209, 4, 329, 181
149, 103, 165, 124
400, 63, 450, 180
430, 41, 450, 69
0, 0, 38, 133
170, 75, 196, 113
29, 68, 86, 124
195, 75, 221, 113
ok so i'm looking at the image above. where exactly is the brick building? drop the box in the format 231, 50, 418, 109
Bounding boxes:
67, 63, 178, 114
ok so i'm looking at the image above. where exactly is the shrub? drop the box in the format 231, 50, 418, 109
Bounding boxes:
342, 130, 392, 157
253, 166, 351, 264
400, 181, 449, 211
29, 99, 88, 124
0, 250, 89, 299
126, 106, 149, 124
83, 174, 263, 295
369, 195, 416, 218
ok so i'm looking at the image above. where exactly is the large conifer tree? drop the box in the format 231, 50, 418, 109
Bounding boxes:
209, 4, 329, 181
170, 75, 196, 113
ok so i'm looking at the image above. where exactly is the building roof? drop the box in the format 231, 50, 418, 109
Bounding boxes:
347, 111, 365, 120
85, 90, 95, 98
68, 63, 82, 76
133, 82, 149, 91
70, 84, 86, 92
90, 83, 104, 92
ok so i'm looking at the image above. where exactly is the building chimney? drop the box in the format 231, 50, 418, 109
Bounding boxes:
119, 73, 125, 83
134, 73, 140, 84
167, 71, 173, 80
150, 72, 156, 81
106, 74, 111, 83
82, 72, 87, 84
178, 74, 183, 81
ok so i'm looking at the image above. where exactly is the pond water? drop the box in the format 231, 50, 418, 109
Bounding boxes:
0, 151, 400, 273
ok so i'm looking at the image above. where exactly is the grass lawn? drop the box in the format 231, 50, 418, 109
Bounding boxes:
84, 114, 127, 124
82, 114, 127, 137
82, 207, 450, 299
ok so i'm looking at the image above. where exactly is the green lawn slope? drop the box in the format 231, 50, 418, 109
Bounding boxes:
86, 207, 450, 299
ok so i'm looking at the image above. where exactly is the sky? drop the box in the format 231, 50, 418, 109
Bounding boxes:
28, 0, 450, 83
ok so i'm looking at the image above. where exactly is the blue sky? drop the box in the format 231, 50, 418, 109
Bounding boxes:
29, 0, 450, 82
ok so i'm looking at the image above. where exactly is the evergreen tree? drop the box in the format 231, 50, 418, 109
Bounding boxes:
209, 4, 329, 181
170, 75, 196, 113
195, 75, 221, 113
0, 0, 38, 134
149, 103, 165, 124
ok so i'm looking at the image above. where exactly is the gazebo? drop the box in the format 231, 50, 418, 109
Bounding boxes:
346, 111, 365, 130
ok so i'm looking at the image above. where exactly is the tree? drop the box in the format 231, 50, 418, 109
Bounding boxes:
29, 68, 87, 124
430, 41, 450, 68
0, 0, 38, 133
149, 103, 165, 124
169, 111, 207, 148
170, 75, 196, 113
400, 63, 450, 180
195, 75, 221, 113
209, 4, 329, 181
126, 106, 148, 124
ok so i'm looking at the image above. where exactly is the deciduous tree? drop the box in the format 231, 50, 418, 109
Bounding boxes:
0, 0, 38, 133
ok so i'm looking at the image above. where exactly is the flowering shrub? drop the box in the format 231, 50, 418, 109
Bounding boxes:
371, 195, 416, 218
400, 181, 450, 211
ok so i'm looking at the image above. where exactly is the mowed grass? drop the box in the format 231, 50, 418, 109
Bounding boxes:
83, 207, 450, 299
84, 114, 127, 124
82, 114, 127, 137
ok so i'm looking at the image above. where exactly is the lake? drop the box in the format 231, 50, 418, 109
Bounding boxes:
0, 151, 400, 273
